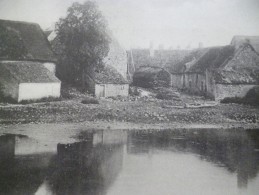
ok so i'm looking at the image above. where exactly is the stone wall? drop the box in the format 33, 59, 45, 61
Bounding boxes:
43, 62, 56, 74
104, 39, 128, 79
215, 84, 258, 101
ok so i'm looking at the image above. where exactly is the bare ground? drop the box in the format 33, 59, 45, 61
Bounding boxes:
0, 93, 258, 130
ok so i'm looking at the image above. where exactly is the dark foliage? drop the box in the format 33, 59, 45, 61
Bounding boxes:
81, 97, 99, 104
54, 1, 110, 87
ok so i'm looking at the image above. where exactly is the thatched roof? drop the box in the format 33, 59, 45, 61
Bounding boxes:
188, 45, 235, 72
167, 48, 208, 73
231, 35, 259, 53
214, 69, 259, 84
0, 61, 60, 83
94, 65, 128, 84
213, 44, 259, 84
133, 66, 167, 78
128, 49, 190, 74
0, 19, 56, 62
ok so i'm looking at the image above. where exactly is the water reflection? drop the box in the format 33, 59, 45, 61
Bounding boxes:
0, 129, 258, 195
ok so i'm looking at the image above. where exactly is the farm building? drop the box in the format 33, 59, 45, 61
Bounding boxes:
0, 19, 60, 102
85, 65, 129, 98
231, 36, 259, 53
169, 42, 259, 101
133, 66, 172, 88
127, 48, 190, 78
0, 61, 60, 102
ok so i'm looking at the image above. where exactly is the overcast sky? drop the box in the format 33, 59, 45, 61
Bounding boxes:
0, 0, 258, 49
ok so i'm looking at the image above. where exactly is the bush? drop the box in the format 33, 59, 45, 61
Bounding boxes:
81, 97, 99, 104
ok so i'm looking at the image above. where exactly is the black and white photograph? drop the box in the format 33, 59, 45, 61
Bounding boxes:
0, 0, 259, 194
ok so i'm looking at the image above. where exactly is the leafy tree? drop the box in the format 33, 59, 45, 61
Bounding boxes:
0, 24, 28, 59
55, 1, 111, 87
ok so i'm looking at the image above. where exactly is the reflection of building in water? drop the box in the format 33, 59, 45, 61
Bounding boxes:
0, 131, 126, 195
0, 134, 54, 195
127, 129, 259, 189
48, 131, 126, 195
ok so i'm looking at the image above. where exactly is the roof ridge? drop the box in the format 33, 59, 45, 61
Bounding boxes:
0, 19, 39, 26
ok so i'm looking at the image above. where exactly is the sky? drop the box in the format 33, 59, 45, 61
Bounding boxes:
0, 0, 258, 49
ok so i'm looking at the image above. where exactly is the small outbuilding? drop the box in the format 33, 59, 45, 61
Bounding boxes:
0, 61, 61, 102
133, 66, 172, 88
85, 65, 129, 98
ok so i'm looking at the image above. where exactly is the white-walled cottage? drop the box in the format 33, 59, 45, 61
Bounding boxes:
0, 19, 61, 102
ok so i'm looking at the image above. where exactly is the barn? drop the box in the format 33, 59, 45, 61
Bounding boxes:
85, 65, 129, 98
0, 19, 61, 102
170, 42, 259, 100
133, 66, 172, 88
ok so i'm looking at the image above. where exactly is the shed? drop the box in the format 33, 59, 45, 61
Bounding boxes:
85, 65, 129, 98
0, 61, 61, 102
133, 66, 172, 88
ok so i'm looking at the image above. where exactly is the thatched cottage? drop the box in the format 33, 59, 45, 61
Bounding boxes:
231, 35, 259, 53
85, 65, 129, 98
0, 19, 61, 102
169, 42, 259, 100
133, 66, 172, 88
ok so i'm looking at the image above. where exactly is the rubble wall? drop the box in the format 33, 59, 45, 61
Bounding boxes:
215, 84, 258, 101
104, 40, 128, 79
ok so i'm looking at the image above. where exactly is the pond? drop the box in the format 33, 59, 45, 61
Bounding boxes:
0, 128, 259, 195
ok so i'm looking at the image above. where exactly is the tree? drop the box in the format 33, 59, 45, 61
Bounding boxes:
55, 1, 110, 87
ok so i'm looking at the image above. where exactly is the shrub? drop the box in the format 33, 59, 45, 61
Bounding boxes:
81, 97, 99, 104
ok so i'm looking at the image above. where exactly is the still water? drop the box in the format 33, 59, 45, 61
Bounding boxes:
0, 128, 259, 195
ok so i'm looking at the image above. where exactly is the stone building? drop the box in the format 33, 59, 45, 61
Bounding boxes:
85, 65, 129, 98
133, 66, 172, 88
0, 19, 60, 102
168, 41, 259, 101
231, 36, 259, 53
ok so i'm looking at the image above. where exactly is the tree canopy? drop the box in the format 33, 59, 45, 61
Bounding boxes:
55, 1, 110, 86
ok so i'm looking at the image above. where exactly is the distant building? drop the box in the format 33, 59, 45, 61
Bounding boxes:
133, 66, 172, 88
169, 41, 259, 101
0, 19, 60, 102
231, 35, 259, 53
85, 65, 129, 98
